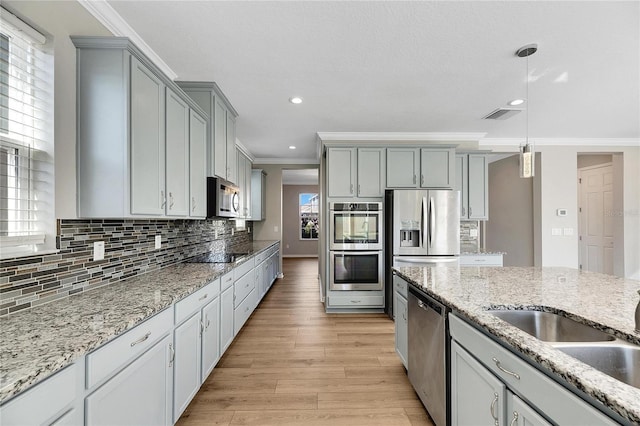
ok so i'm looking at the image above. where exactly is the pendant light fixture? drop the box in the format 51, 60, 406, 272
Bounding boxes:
516, 43, 537, 178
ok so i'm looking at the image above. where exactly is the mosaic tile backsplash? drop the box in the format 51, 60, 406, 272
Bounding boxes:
460, 220, 480, 252
0, 219, 252, 316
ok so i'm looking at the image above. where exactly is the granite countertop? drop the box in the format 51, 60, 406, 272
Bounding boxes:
0, 240, 279, 404
460, 249, 506, 255
393, 266, 640, 424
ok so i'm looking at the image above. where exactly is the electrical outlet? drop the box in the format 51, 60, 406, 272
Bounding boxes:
93, 241, 105, 261
155, 235, 162, 249
274, 226, 279, 233
286, 244, 290, 249
214, 230, 219, 239
469, 229, 478, 238
247, 227, 251, 234
231, 228, 235, 236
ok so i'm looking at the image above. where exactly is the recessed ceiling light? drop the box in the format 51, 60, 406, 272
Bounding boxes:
289, 146, 296, 150
289, 97, 303, 104
508, 99, 525, 106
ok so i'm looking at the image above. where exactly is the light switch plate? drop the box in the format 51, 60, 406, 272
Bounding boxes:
551, 228, 562, 236
563, 228, 574, 236
155, 235, 162, 249
274, 226, 279, 233
93, 241, 105, 261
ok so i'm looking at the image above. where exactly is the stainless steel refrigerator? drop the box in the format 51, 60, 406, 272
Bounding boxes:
384, 189, 460, 317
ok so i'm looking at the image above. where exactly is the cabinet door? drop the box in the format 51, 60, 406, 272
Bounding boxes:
220, 285, 234, 354
189, 110, 207, 218
213, 98, 227, 179
85, 334, 172, 426
165, 88, 190, 217
451, 340, 505, 426
454, 155, 469, 219
130, 57, 165, 215
420, 148, 454, 188
468, 154, 488, 220
507, 394, 552, 426
173, 314, 201, 422
201, 297, 220, 382
327, 148, 355, 197
245, 156, 252, 219
386, 148, 419, 188
226, 114, 237, 184
256, 261, 265, 301
394, 292, 408, 368
236, 152, 246, 217
357, 148, 385, 197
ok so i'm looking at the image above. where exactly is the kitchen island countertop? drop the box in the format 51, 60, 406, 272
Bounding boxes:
393, 265, 640, 424
0, 240, 279, 404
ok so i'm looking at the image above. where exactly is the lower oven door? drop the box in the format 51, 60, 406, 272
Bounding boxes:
329, 251, 383, 291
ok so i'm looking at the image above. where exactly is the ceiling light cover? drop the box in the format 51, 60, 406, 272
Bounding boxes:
509, 99, 524, 106
289, 145, 296, 149
289, 97, 302, 104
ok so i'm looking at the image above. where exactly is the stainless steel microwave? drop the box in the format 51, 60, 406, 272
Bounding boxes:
207, 177, 239, 218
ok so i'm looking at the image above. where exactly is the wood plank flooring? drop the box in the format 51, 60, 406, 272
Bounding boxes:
177, 257, 434, 426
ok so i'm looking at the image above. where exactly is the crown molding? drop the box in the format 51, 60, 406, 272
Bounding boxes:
253, 158, 320, 165
480, 138, 640, 147
77, 0, 178, 80
235, 139, 254, 162
316, 132, 487, 142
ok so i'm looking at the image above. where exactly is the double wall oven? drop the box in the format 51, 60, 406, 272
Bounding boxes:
329, 202, 383, 291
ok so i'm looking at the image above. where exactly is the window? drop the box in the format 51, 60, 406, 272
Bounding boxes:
299, 193, 318, 240
0, 9, 54, 258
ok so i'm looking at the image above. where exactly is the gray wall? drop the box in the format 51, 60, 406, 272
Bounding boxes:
486, 155, 535, 266
282, 185, 319, 257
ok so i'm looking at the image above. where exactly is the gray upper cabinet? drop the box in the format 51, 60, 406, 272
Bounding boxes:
130, 57, 165, 216
165, 88, 190, 217
387, 147, 454, 189
250, 169, 267, 221
236, 150, 252, 219
456, 154, 488, 220
178, 82, 239, 184
73, 37, 208, 219
189, 111, 207, 218
327, 147, 384, 198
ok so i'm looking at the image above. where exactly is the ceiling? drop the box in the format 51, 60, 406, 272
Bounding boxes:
282, 169, 319, 185
104, 1, 639, 162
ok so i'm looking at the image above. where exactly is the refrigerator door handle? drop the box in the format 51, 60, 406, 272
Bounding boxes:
429, 197, 435, 248
420, 197, 426, 248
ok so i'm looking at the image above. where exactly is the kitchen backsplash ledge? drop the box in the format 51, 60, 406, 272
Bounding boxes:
0, 219, 252, 317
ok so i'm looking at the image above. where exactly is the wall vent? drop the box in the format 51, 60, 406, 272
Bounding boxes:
482, 108, 522, 120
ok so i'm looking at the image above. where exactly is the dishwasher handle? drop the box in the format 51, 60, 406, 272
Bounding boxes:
414, 293, 444, 316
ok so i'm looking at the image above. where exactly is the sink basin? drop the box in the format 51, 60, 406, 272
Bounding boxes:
556, 344, 640, 389
489, 310, 615, 342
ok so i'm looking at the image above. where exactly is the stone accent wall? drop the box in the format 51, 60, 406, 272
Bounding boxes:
0, 219, 252, 316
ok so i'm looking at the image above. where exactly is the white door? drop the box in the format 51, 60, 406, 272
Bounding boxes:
579, 164, 614, 274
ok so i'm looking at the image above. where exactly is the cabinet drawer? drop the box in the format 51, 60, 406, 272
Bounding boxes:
86, 308, 172, 389
234, 288, 256, 335
449, 313, 618, 425
393, 275, 408, 299
327, 294, 384, 308
254, 250, 267, 264
460, 255, 503, 266
220, 271, 234, 291
234, 257, 255, 281
234, 271, 255, 308
175, 278, 221, 324
0, 364, 77, 426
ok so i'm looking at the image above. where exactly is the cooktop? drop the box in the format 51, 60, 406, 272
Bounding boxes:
186, 252, 249, 264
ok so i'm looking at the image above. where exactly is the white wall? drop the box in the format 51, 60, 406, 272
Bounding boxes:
483, 143, 640, 279
3, 1, 111, 219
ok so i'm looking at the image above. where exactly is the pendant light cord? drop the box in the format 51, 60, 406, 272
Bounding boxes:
526, 54, 529, 146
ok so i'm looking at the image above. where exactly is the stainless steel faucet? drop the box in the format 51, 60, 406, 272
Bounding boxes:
635, 290, 640, 333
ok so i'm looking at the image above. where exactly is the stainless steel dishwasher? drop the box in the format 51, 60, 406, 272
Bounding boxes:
408, 286, 450, 426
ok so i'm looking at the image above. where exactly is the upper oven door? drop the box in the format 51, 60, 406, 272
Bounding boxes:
329, 210, 382, 250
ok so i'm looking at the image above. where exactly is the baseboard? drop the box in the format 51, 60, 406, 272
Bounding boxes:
282, 254, 319, 258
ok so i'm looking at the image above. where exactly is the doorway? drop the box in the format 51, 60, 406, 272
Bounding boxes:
281, 169, 319, 258
578, 155, 616, 274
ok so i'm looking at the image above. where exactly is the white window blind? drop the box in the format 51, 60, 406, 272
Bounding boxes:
0, 9, 54, 258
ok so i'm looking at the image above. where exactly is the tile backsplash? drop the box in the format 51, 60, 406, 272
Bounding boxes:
460, 220, 480, 252
0, 219, 252, 316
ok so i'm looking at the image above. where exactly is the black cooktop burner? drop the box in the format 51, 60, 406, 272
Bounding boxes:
186, 252, 249, 264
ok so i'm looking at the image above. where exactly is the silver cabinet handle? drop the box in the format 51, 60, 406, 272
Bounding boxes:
402, 312, 407, 321
160, 191, 166, 209
198, 293, 208, 301
413, 175, 416, 184
350, 183, 354, 194
168, 343, 175, 367
200, 319, 204, 335
493, 357, 521, 380
130, 332, 151, 347
509, 411, 519, 426
421, 174, 424, 185
206, 315, 211, 329
490, 392, 499, 426
350, 300, 361, 304
469, 206, 473, 216
169, 192, 174, 209
192, 197, 196, 212
462, 207, 466, 217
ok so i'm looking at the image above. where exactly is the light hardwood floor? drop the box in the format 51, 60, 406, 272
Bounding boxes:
177, 257, 434, 426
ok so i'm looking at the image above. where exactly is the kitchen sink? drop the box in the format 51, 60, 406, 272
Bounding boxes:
555, 344, 640, 389
488, 310, 615, 342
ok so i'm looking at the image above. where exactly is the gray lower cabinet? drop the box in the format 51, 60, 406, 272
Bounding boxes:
201, 297, 221, 381
449, 313, 619, 426
393, 276, 409, 369
73, 37, 208, 219
85, 334, 173, 426
173, 314, 201, 422
220, 272, 235, 354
